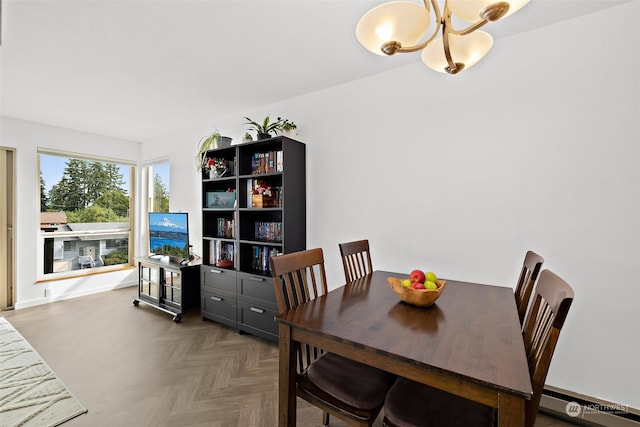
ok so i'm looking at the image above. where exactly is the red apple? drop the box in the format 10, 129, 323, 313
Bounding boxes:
411, 282, 425, 290
409, 270, 426, 283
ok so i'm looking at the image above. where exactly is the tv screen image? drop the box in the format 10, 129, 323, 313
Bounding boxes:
148, 212, 189, 259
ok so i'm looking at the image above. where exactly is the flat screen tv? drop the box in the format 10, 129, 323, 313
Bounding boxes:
148, 212, 190, 259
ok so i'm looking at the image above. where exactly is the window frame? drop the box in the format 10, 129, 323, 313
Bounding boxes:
143, 159, 170, 256
37, 148, 136, 280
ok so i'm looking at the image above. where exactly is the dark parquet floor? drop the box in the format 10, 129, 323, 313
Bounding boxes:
1, 286, 579, 427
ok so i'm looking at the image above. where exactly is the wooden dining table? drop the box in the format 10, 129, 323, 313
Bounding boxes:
275, 270, 533, 427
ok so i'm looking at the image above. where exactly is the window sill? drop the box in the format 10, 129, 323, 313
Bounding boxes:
36, 265, 136, 283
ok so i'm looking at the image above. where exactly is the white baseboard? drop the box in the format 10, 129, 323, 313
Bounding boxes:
15, 282, 137, 309
540, 386, 640, 427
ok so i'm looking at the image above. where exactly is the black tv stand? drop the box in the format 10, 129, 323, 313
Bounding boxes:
133, 256, 201, 322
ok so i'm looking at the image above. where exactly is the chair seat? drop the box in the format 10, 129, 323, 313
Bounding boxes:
383, 377, 496, 427
305, 352, 396, 411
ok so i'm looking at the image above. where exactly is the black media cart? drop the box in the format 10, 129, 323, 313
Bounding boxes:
133, 256, 201, 322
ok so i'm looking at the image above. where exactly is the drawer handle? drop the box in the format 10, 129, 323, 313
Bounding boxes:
250, 307, 265, 314
210, 296, 223, 302
249, 277, 264, 282
209, 269, 223, 274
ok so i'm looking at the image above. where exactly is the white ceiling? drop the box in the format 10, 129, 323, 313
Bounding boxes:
0, 0, 630, 142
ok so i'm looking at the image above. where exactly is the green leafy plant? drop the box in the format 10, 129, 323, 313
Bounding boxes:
195, 130, 221, 172
279, 118, 297, 132
244, 116, 284, 138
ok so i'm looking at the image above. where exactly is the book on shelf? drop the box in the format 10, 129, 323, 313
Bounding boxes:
255, 221, 282, 242
216, 217, 235, 238
209, 240, 235, 268
251, 150, 283, 174
251, 245, 281, 273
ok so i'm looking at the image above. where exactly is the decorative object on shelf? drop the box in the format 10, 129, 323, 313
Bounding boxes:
280, 119, 297, 138
206, 190, 236, 208
356, 0, 529, 75
206, 159, 219, 179
195, 130, 233, 171
244, 116, 284, 140
206, 157, 233, 179
243, 115, 297, 140
243, 132, 254, 143
251, 182, 277, 207
252, 194, 276, 208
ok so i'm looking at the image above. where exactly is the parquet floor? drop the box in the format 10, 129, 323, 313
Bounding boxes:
1, 286, 579, 427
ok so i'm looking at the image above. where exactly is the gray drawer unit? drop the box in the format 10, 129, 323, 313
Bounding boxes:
237, 272, 277, 306
201, 267, 236, 293
201, 288, 236, 328
237, 300, 279, 341
200, 267, 279, 342
236, 272, 278, 342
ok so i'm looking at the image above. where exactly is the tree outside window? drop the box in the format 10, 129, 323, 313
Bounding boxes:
148, 161, 170, 213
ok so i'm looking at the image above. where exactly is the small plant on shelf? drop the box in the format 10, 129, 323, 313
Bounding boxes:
244, 116, 284, 140
195, 130, 221, 172
279, 118, 297, 134
195, 130, 233, 172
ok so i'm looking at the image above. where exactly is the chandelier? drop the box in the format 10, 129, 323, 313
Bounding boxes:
356, 0, 530, 74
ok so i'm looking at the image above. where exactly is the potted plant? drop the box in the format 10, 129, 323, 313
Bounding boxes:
244, 116, 284, 140
194, 130, 232, 172
279, 118, 297, 137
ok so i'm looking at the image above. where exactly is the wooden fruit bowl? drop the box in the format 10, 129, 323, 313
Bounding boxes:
387, 277, 446, 307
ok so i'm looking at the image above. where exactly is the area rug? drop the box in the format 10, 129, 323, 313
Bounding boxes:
0, 317, 88, 427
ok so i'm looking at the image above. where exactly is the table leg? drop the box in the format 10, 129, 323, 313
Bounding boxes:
496, 392, 525, 427
278, 323, 297, 426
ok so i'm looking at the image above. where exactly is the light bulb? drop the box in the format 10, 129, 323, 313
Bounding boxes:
356, 1, 430, 55
421, 31, 493, 74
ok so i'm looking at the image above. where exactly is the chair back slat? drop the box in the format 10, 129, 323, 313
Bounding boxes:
515, 251, 544, 325
339, 239, 373, 282
521, 269, 574, 427
270, 248, 328, 373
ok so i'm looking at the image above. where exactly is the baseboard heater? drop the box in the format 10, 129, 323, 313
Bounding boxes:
539, 386, 640, 427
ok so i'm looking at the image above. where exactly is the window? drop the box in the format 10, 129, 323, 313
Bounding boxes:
38, 150, 135, 277
146, 161, 170, 213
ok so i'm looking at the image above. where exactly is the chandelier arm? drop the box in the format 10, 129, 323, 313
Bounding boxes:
441, 7, 459, 73
394, 0, 442, 54
453, 19, 490, 36
422, 0, 430, 14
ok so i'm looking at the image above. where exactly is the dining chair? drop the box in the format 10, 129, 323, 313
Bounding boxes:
515, 250, 544, 326
382, 269, 574, 427
338, 239, 373, 282
270, 248, 396, 427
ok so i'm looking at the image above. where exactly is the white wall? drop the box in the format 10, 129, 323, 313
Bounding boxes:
144, 2, 640, 410
1, 117, 141, 307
